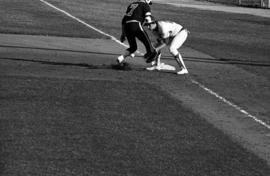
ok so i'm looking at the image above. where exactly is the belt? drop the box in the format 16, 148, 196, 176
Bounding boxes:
126, 20, 140, 23
179, 27, 190, 34
180, 27, 187, 32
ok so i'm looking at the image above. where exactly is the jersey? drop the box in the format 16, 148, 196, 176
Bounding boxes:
154, 21, 183, 39
122, 1, 151, 24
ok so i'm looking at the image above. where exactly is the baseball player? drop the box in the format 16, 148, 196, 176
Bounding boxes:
117, 0, 157, 64
145, 17, 189, 75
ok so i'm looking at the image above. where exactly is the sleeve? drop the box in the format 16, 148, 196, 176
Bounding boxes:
161, 31, 169, 39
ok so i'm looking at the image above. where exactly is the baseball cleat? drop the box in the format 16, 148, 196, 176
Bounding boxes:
146, 63, 176, 71
144, 52, 152, 59
146, 51, 158, 63
146, 65, 157, 71
176, 68, 188, 75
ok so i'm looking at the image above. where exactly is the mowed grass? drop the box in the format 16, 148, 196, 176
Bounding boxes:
0, 76, 269, 175
0, 0, 106, 38
1, 0, 270, 175
196, 0, 239, 6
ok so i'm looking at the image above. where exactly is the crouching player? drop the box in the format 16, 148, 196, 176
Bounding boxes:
145, 17, 189, 74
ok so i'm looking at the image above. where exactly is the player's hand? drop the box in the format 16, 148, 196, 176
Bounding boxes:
156, 38, 163, 43
120, 34, 126, 43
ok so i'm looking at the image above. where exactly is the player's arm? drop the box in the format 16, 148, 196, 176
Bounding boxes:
157, 32, 172, 46
155, 39, 166, 52
143, 3, 152, 26
155, 31, 170, 51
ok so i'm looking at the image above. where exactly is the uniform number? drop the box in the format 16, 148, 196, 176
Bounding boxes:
126, 4, 138, 16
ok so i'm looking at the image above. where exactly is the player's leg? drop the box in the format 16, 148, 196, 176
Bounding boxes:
136, 23, 157, 63
175, 54, 188, 74
117, 50, 135, 64
117, 24, 137, 64
169, 30, 188, 74
146, 51, 161, 71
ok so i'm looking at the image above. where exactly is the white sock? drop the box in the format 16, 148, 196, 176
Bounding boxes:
118, 55, 125, 63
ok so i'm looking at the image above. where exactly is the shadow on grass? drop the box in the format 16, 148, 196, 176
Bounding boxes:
1, 45, 270, 67
0, 57, 138, 72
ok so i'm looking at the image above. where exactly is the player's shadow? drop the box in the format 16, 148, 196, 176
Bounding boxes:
0, 56, 138, 71
1, 45, 270, 67
0, 45, 137, 71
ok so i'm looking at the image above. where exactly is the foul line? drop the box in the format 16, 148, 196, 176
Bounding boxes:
191, 79, 270, 130
39, 0, 270, 130
39, 0, 128, 48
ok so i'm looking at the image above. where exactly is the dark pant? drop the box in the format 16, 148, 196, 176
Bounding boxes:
124, 22, 154, 54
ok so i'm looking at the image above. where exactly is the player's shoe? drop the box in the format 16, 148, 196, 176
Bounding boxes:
146, 51, 158, 63
146, 65, 158, 71
144, 52, 152, 59
117, 55, 124, 64
146, 62, 161, 71
176, 68, 188, 75
146, 63, 176, 71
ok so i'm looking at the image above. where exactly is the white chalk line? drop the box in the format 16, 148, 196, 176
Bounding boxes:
39, 0, 270, 130
191, 79, 270, 130
40, 0, 144, 56
39, 0, 128, 48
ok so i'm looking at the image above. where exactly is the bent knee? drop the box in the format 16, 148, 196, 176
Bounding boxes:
169, 47, 178, 56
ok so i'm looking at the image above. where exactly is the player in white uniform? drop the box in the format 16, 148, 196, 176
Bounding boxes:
145, 17, 189, 74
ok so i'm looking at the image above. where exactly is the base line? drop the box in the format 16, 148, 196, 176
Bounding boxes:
191, 79, 270, 130
39, 0, 128, 48
39, 0, 270, 130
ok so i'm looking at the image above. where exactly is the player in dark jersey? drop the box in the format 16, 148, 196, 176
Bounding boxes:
117, 0, 157, 64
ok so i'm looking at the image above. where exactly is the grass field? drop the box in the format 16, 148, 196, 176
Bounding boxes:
196, 0, 239, 5
1, 75, 269, 175
1, 0, 270, 175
